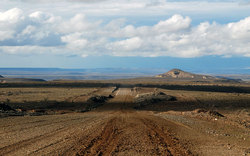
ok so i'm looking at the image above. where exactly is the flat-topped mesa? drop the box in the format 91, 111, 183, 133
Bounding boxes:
156, 68, 215, 80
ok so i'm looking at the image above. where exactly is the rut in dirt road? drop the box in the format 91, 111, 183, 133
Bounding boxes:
77, 118, 120, 156
140, 118, 192, 156
75, 113, 192, 156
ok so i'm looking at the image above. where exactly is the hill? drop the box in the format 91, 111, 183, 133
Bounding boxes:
156, 69, 217, 80
0, 75, 3, 78
0, 77, 45, 82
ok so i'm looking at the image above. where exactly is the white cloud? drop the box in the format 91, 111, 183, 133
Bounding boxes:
153, 14, 191, 33
228, 17, 250, 40
58, 14, 99, 34
61, 33, 88, 50
81, 54, 88, 58
29, 11, 56, 24
0, 31, 15, 41
0, 45, 51, 54
0, 8, 24, 23
20, 25, 36, 35
0, 8, 24, 41
12, 0, 108, 3
0, 8, 250, 58
3, 0, 249, 18
108, 37, 143, 52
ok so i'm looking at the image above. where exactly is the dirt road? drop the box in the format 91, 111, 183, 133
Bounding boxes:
0, 88, 249, 156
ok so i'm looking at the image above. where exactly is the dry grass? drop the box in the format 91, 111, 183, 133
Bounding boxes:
135, 87, 250, 113
0, 88, 97, 103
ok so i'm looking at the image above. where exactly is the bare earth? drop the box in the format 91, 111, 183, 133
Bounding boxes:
0, 88, 249, 156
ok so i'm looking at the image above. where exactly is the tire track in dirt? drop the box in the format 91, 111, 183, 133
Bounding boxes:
0, 115, 107, 155
0, 127, 66, 155
0, 117, 88, 135
33, 114, 115, 156
140, 117, 193, 156
52, 112, 120, 155
74, 114, 193, 156
76, 117, 120, 156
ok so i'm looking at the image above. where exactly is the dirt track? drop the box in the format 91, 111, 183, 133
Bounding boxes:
0, 88, 249, 156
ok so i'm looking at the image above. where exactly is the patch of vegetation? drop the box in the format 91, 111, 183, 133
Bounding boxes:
134, 91, 176, 108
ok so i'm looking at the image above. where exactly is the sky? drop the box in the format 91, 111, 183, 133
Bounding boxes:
0, 0, 250, 73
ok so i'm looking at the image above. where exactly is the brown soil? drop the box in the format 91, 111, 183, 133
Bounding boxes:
0, 88, 249, 156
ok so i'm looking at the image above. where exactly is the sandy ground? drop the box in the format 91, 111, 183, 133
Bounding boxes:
0, 88, 249, 156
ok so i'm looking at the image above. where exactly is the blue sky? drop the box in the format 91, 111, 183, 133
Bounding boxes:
0, 0, 250, 73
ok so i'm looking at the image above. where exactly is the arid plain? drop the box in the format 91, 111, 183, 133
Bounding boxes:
0, 70, 250, 156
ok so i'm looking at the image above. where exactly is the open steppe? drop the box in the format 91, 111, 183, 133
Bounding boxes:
0, 80, 249, 156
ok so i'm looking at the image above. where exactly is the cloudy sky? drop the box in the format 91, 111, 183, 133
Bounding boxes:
0, 0, 250, 72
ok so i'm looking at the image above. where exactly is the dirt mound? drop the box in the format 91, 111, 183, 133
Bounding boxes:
0, 103, 14, 111
208, 110, 224, 117
26, 109, 48, 116
85, 95, 114, 112
193, 109, 224, 117
0, 103, 47, 117
0, 103, 25, 118
87, 95, 113, 103
131, 87, 141, 92
134, 91, 176, 108
156, 68, 216, 80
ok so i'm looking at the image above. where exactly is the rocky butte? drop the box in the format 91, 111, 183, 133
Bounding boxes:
156, 68, 216, 80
